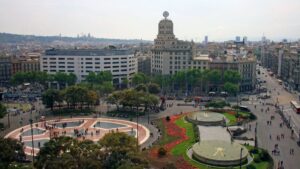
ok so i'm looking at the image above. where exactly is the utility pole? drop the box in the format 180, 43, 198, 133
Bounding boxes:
29, 119, 35, 164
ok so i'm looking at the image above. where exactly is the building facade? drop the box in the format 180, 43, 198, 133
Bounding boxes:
41, 48, 137, 85
136, 51, 151, 75
11, 53, 40, 74
209, 55, 256, 92
0, 55, 12, 86
151, 12, 210, 75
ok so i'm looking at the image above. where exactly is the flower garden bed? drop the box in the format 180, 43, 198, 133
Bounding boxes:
147, 113, 272, 169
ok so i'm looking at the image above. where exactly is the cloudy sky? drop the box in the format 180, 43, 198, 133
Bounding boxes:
0, 0, 300, 41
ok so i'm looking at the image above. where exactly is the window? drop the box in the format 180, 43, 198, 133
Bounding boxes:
86, 62, 93, 64
113, 62, 119, 64
104, 58, 111, 60
59, 62, 65, 64
113, 58, 118, 60
95, 58, 100, 60
86, 66, 93, 69
67, 58, 74, 60
67, 66, 74, 68
85, 58, 92, 60
113, 70, 119, 72
104, 62, 110, 64
43, 58, 47, 60
104, 66, 111, 68
67, 62, 74, 64
59, 66, 65, 68
121, 65, 127, 67
95, 62, 100, 64
58, 58, 65, 60
49, 58, 56, 60
113, 66, 119, 68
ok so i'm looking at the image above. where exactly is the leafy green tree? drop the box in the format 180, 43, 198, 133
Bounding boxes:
224, 82, 239, 96
224, 70, 241, 83
0, 103, 7, 118
135, 84, 147, 92
42, 89, 61, 110
0, 138, 26, 169
132, 73, 149, 86
99, 132, 148, 169
147, 83, 160, 94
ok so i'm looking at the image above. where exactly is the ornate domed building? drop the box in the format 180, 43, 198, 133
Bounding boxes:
151, 11, 210, 75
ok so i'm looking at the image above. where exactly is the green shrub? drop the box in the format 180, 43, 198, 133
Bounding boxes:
246, 164, 256, 169
253, 155, 261, 163
259, 149, 271, 161
165, 116, 171, 122
249, 147, 259, 154
158, 147, 167, 157
205, 100, 229, 108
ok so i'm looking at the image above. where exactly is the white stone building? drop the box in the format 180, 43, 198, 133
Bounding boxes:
41, 48, 137, 85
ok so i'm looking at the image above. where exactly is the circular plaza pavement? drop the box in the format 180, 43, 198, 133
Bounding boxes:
191, 140, 249, 166
5, 118, 150, 156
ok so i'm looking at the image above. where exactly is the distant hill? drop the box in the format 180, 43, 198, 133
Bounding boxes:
0, 32, 152, 44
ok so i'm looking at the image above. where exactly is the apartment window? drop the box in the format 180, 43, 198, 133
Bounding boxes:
104, 62, 110, 64
113, 58, 118, 60
104, 66, 111, 68
59, 62, 65, 64
113, 62, 119, 64
104, 58, 111, 60
67, 58, 74, 60
49, 58, 56, 60
43, 62, 47, 64
67, 66, 74, 68
67, 62, 74, 64
113, 70, 119, 72
67, 70, 74, 72
95, 62, 100, 64
95, 66, 100, 69
43, 65, 48, 68
50, 66, 56, 68
59, 66, 65, 68
50, 70, 56, 72
95, 58, 100, 60
121, 57, 126, 60
121, 65, 127, 68
86, 62, 93, 64
85, 58, 92, 60
58, 58, 65, 60
43, 58, 47, 60
121, 69, 127, 72
113, 66, 119, 68
121, 61, 127, 64
86, 66, 93, 69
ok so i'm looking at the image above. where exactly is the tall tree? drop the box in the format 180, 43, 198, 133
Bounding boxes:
0, 138, 26, 169
42, 89, 61, 110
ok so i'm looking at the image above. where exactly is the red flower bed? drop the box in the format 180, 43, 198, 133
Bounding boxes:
163, 114, 188, 151
228, 111, 236, 115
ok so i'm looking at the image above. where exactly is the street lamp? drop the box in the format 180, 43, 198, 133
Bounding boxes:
29, 119, 35, 164
240, 147, 244, 169
136, 111, 139, 151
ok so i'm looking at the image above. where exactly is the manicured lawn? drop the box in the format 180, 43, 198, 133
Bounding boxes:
5, 103, 32, 112
170, 116, 273, 169
223, 113, 237, 125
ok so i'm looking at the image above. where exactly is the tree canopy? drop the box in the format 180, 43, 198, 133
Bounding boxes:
0, 138, 26, 169
34, 133, 148, 169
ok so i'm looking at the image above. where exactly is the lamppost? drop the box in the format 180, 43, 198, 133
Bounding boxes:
7, 111, 10, 128
29, 119, 35, 164
136, 111, 139, 151
240, 147, 244, 169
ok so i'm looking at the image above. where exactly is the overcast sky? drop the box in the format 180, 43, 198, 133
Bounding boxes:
0, 0, 300, 41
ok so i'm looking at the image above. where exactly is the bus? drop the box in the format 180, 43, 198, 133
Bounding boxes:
290, 101, 300, 114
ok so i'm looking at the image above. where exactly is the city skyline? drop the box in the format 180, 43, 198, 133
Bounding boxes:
1, 0, 300, 41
